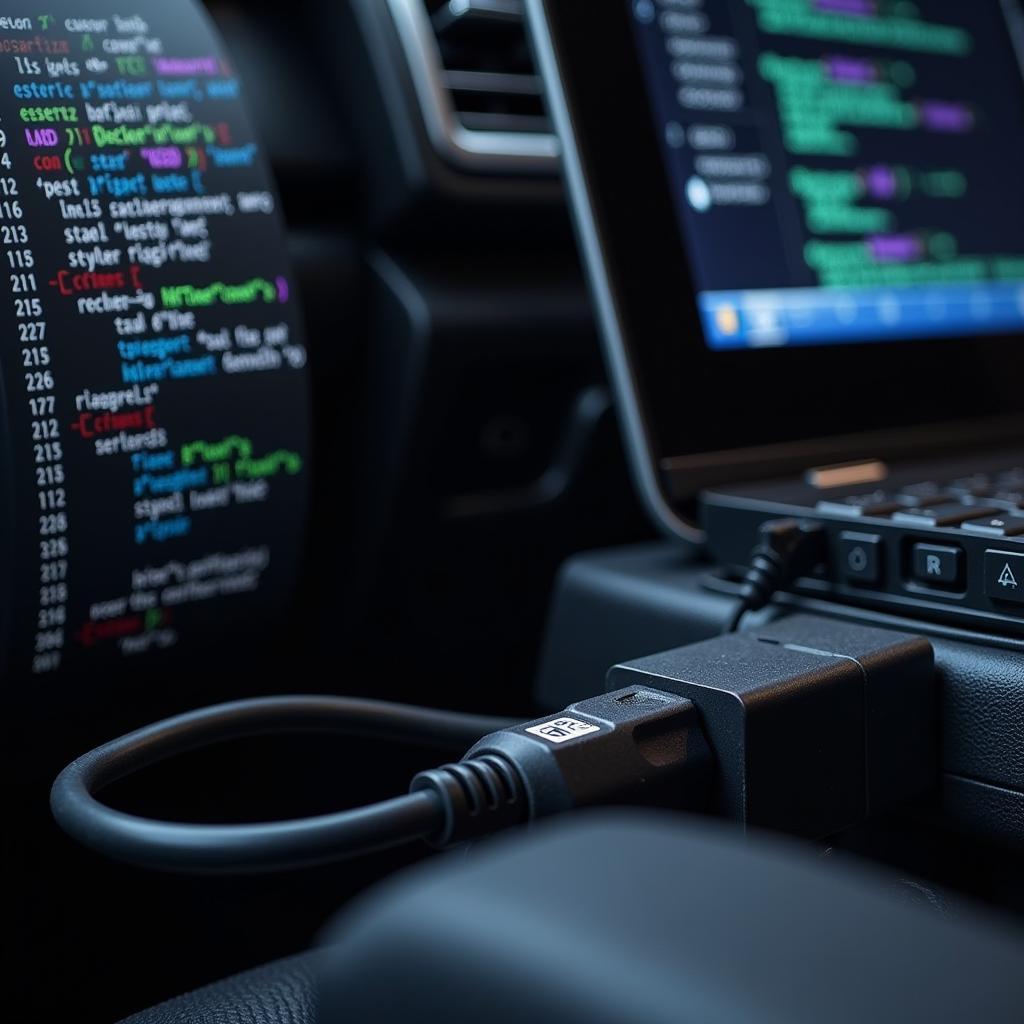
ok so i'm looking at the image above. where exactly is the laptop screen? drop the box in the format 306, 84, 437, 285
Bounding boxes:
630, 0, 1024, 351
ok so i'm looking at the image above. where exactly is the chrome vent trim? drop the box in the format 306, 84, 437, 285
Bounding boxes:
386, 0, 559, 173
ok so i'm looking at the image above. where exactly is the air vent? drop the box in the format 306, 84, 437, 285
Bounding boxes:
387, 0, 559, 173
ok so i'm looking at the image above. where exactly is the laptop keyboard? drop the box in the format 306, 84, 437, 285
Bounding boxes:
817, 467, 1024, 533
701, 454, 1024, 634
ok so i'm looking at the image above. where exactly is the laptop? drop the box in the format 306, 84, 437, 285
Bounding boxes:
528, 0, 1024, 636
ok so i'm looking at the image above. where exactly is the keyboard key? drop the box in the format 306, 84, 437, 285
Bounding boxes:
984, 550, 1024, 604
897, 482, 951, 505
961, 515, 1024, 537
892, 503, 998, 527
946, 474, 994, 498
986, 491, 1024, 511
839, 531, 883, 584
962, 493, 1022, 512
911, 543, 962, 586
816, 491, 903, 517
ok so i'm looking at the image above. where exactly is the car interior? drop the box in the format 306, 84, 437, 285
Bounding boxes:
7, 1, 1024, 1021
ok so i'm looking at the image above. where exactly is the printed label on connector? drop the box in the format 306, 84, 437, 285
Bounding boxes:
525, 717, 601, 744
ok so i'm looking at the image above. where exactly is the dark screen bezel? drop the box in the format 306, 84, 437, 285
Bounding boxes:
540, 0, 1024, 493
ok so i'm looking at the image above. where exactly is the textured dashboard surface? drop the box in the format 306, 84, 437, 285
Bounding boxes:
934, 638, 1024, 791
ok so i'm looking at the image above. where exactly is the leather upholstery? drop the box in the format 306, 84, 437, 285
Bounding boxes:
118, 953, 320, 1024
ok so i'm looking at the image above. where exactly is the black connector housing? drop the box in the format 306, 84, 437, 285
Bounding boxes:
470, 688, 711, 815
607, 616, 936, 839
413, 688, 712, 846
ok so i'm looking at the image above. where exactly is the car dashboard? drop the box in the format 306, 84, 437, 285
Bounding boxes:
6, 3, 1023, 1021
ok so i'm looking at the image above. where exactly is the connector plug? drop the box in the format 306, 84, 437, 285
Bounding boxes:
609, 615, 936, 838
411, 688, 711, 847
727, 518, 826, 631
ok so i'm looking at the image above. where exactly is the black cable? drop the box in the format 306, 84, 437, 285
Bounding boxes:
724, 601, 748, 635
52, 689, 712, 874
51, 626, 936, 874
51, 696, 520, 873
724, 518, 826, 633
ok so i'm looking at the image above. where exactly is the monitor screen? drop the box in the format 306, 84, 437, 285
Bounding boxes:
629, 0, 1024, 350
0, 1, 310, 678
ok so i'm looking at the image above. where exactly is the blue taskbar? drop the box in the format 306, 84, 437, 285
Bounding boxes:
699, 283, 1024, 350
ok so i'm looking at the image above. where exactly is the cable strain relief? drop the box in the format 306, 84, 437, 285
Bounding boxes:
738, 548, 786, 611
410, 753, 528, 848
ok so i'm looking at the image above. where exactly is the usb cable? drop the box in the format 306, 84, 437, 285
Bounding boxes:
51, 617, 934, 873
51, 690, 710, 873
724, 518, 826, 632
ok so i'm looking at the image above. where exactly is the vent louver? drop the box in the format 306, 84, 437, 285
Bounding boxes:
387, 0, 559, 173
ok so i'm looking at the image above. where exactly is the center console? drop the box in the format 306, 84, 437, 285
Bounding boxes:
535, 543, 1024, 847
